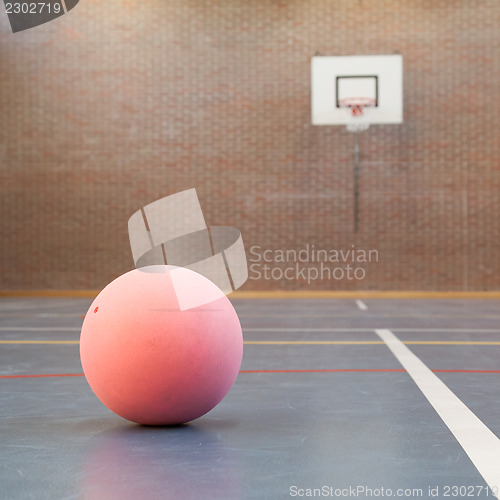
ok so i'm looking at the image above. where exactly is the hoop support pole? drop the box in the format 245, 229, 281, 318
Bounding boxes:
353, 131, 360, 233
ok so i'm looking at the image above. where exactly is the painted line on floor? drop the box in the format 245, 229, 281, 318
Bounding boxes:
245, 341, 500, 346
376, 329, 500, 498
355, 300, 368, 311
396, 328, 500, 332
240, 369, 500, 374
2, 368, 500, 380
243, 328, 500, 333
4, 290, 500, 298
2, 339, 500, 346
0, 291, 97, 298
0, 314, 85, 318
0, 373, 85, 379
0, 340, 383, 346
3, 311, 500, 319
405, 341, 500, 345
0, 300, 86, 310
0, 340, 80, 345
37, 313, 81, 318
434, 369, 500, 374
0, 340, 382, 346
1, 340, 500, 346
0, 327, 81, 332
239, 369, 403, 374
234, 291, 500, 298
238, 313, 500, 319
0, 370, 405, 379
2, 327, 500, 334
245, 341, 383, 345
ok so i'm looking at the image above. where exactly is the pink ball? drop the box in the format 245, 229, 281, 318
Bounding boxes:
80, 266, 243, 426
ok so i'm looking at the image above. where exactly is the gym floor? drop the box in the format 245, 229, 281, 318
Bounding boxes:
1, 297, 499, 500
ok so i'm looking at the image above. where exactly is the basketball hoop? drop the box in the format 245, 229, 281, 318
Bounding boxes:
338, 97, 376, 132
338, 97, 376, 116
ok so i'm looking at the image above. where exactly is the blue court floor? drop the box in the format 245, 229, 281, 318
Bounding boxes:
0, 297, 499, 499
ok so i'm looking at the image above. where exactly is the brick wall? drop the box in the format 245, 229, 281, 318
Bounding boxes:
1, 0, 499, 291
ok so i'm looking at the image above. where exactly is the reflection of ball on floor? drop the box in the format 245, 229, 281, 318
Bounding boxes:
80, 266, 243, 426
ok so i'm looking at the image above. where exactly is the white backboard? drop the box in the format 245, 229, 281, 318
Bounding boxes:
311, 55, 403, 126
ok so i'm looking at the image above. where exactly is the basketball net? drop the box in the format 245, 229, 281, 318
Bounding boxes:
338, 97, 376, 133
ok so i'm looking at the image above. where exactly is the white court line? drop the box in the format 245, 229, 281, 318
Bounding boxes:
355, 300, 368, 311
376, 329, 500, 498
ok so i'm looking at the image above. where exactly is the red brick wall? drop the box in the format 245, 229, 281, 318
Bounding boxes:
1, 0, 499, 291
